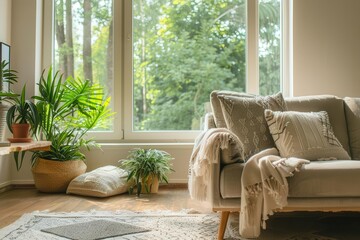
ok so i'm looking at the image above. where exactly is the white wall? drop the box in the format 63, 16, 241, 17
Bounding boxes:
0, 0, 12, 188
293, 0, 360, 97
0, 0, 11, 44
7, 0, 360, 186
11, 0, 37, 97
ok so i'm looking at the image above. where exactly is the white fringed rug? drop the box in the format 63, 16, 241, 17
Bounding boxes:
2, 210, 358, 239
0, 210, 221, 240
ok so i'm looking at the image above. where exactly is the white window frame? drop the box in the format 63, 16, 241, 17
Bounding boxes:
41, 0, 291, 142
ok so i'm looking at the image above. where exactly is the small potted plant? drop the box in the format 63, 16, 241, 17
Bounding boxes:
6, 85, 39, 141
119, 148, 174, 197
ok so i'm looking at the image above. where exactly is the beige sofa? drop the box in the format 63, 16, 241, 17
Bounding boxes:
205, 91, 360, 239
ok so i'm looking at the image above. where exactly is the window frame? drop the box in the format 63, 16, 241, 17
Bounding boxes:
42, 0, 291, 142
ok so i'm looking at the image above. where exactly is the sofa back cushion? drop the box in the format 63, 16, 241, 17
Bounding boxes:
218, 92, 287, 160
285, 95, 350, 155
210, 91, 254, 128
344, 97, 360, 159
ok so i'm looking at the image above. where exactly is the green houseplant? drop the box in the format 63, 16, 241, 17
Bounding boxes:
119, 148, 174, 197
0, 60, 19, 141
6, 85, 39, 140
30, 68, 114, 192
0, 60, 18, 90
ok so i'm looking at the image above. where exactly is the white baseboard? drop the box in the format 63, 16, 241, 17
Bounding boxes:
0, 181, 12, 189
0, 179, 186, 188
168, 179, 188, 184
10, 180, 35, 185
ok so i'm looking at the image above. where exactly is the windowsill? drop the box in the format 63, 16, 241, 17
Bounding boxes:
97, 142, 194, 149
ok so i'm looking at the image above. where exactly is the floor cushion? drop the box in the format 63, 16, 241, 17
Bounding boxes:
67, 165, 129, 197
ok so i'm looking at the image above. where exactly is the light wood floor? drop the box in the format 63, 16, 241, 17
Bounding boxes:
0, 185, 212, 229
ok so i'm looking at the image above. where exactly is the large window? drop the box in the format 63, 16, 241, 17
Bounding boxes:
48, 0, 286, 141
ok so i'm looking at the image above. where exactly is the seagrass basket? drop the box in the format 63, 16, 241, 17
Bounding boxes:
32, 158, 87, 193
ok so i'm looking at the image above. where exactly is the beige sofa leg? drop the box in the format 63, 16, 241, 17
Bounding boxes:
218, 211, 230, 240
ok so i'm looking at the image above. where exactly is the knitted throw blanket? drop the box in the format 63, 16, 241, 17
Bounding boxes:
188, 128, 243, 201
240, 148, 309, 238
188, 129, 309, 238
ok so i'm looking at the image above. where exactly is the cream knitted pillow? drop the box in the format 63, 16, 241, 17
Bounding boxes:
265, 110, 350, 160
67, 166, 129, 197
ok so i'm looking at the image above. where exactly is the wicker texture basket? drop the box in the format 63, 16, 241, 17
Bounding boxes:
32, 158, 87, 193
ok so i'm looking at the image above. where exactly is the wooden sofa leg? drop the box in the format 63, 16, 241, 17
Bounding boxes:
218, 211, 230, 240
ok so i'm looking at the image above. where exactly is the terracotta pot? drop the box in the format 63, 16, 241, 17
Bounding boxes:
32, 158, 87, 193
141, 175, 159, 194
0, 104, 9, 142
12, 123, 30, 139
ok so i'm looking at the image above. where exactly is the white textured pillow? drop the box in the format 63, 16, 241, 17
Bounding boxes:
265, 110, 350, 160
67, 166, 129, 197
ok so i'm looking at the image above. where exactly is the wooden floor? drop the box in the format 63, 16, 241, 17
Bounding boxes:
0, 185, 212, 229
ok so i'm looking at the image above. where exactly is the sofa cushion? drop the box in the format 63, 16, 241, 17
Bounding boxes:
220, 160, 360, 198
220, 163, 244, 198
288, 160, 360, 197
285, 95, 350, 155
210, 91, 254, 128
344, 97, 360, 159
218, 92, 287, 160
265, 110, 350, 160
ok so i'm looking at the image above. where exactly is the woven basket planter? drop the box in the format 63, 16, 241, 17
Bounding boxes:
32, 158, 87, 193
141, 175, 159, 194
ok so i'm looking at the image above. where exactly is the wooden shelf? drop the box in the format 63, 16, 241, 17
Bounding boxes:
0, 141, 51, 156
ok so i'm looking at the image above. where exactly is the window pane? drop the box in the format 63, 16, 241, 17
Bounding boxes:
258, 0, 281, 95
132, 0, 246, 131
53, 0, 114, 131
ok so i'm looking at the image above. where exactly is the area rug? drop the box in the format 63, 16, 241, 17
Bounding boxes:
1, 210, 360, 239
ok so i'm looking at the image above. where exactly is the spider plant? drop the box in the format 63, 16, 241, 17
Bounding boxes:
6, 85, 39, 134
119, 148, 174, 197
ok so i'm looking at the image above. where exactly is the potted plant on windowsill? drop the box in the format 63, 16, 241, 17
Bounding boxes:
29, 68, 114, 193
6, 85, 39, 142
119, 148, 175, 197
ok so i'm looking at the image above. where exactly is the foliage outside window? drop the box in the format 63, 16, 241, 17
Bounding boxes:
132, 0, 281, 131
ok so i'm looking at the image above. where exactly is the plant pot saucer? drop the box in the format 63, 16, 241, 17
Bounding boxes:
8, 138, 33, 143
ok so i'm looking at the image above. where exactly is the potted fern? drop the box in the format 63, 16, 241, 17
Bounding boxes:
119, 148, 174, 197
30, 68, 114, 193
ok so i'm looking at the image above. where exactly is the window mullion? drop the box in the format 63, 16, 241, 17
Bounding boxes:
246, 0, 259, 95
281, 0, 292, 97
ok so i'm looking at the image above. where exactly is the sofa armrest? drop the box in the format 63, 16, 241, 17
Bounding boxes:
204, 112, 216, 130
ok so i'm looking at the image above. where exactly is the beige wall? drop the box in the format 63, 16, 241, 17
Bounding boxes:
11, 0, 37, 96
0, 0, 11, 44
6, 0, 360, 186
11, 144, 193, 184
0, 0, 12, 188
293, 0, 360, 97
